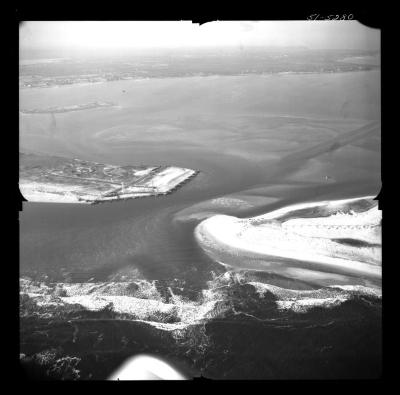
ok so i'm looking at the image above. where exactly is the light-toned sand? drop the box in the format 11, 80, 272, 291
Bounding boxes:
173, 195, 279, 223
195, 196, 381, 281
19, 181, 91, 203
149, 167, 196, 193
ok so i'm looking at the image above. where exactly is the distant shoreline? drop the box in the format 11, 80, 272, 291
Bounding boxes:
19, 67, 380, 90
20, 101, 115, 114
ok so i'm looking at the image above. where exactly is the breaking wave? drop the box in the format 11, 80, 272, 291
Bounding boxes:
20, 269, 381, 332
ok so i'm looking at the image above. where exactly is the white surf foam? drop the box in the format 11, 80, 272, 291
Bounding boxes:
20, 271, 381, 332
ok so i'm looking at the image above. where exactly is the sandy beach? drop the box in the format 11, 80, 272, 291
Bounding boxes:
195, 196, 381, 285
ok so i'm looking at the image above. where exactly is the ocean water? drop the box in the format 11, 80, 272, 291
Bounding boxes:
19, 71, 381, 379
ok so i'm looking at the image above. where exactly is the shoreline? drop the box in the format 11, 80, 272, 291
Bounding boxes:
19, 169, 199, 204
20, 154, 200, 204
19, 68, 380, 91
195, 196, 381, 286
20, 275, 382, 332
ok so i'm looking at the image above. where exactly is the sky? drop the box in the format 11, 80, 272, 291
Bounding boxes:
20, 21, 380, 55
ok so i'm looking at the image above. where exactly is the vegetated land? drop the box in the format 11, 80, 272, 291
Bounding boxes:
20, 101, 115, 114
19, 152, 198, 204
19, 47, 379, 89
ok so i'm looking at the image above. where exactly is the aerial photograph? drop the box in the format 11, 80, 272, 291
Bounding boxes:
19, 20, 381, 380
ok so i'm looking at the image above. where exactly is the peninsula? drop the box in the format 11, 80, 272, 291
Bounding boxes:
20, 153, 198, 204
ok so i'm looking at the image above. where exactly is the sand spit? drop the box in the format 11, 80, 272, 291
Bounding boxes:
195, 196, 381, 283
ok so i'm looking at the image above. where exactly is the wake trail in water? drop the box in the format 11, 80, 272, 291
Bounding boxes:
263, 121, 380, 183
